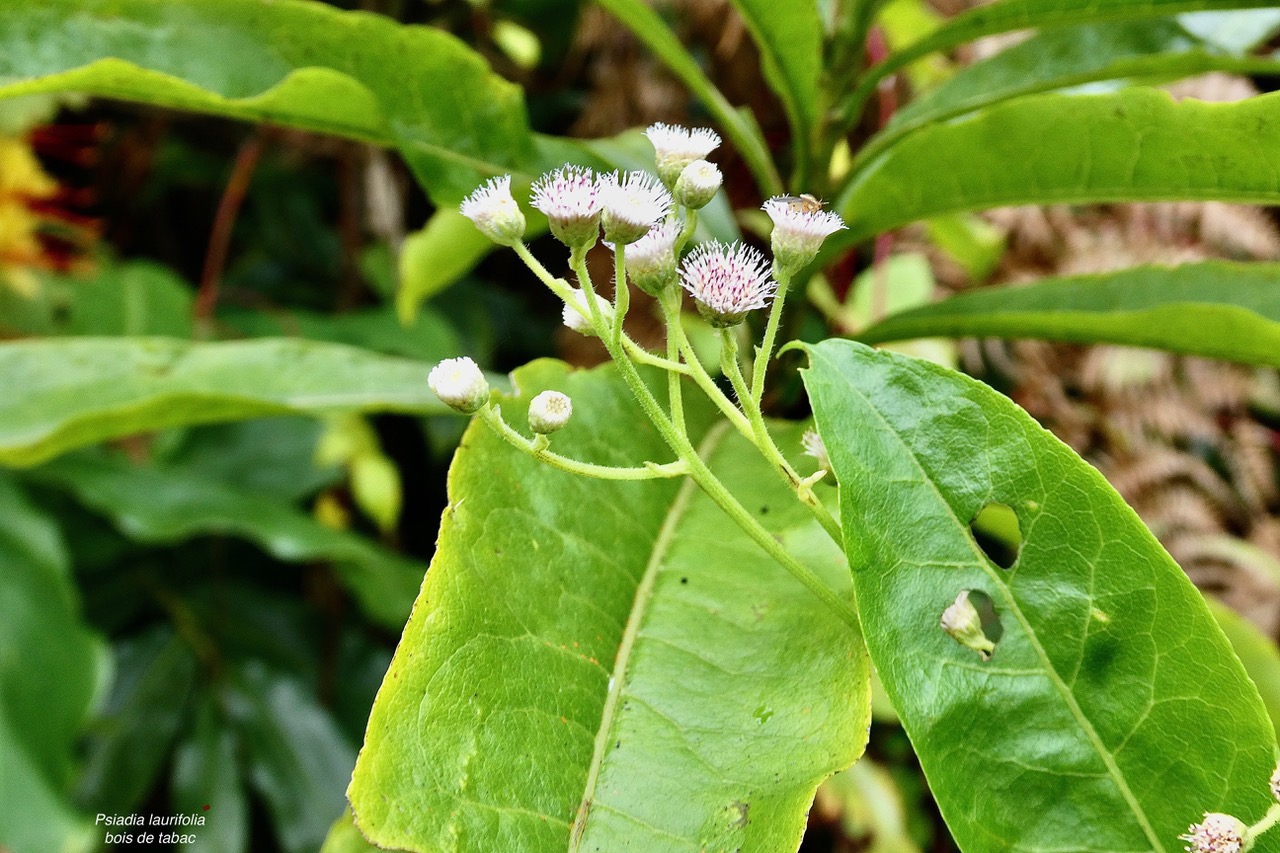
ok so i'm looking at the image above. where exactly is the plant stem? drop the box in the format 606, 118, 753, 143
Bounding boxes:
661, 291, 686, 435
665, 304, 753, 437
513, 242, 578, 304
752, 271, 791, 401
481, 406, 688, 480
624, 339, 692, 375
612, 243, 629, 345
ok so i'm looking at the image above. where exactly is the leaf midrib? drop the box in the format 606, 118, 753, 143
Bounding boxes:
826, 356, 1166, 852
567, 422, 730, 851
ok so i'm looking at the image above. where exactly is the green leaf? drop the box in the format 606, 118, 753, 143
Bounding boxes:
865, 0, 1280, 90
395, 210, 495, 325
863, 20, 1280, 170
229, 661, 356, 853
29, 449, 423, 629
0, 0, 532, 202
171, 696, 249, 853
0, 474, 101, 853
349, 361, 869, 851
801, 339, 1278, 850
0, 337, 450, 468
219, 305, 462, 365
726, 0, 824, 167
0, 261, 194, 338
1207, 598, 1280, 741
837, 89, 1280, 243
76, 629, 198, 815
857, 261, 1280, 368
322, 810, 394, 853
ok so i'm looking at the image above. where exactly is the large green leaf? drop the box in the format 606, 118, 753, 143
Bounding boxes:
29, 450, 423, 629
349, 360, 869, 851
0, 0, 532, 201
837, 89, 1280, 243
857, 261, 1280, 367
727, 0, 824, 170
0, 475, 101, 853
861, 20, 1280, 169
0, 261, 194, 338
862, 0, 1280, 91
802, 340, 1278, 850
1207, 598, 1280, 741
0, 337, 450, 467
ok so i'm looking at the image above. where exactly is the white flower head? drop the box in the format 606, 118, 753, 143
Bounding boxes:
674, 159, 723, 210
562, 289, 614, 337
679, 241, 776, 328
530, 165, 602, 249
600, 170, 672, 245
940, 590, 995, 661
459, 176, 525, 246
1270, 762, 1280, 803
528, 390, 573, 434
801, 428, 830, 472
1181, 813, 1247, 853
645, 123, 721, 186
619, 220, 680, 296
762, 195, 846, 275
428, 357, 489, 414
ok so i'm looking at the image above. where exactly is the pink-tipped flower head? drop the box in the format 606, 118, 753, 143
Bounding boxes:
600, 171, 672, 245
459, 176, 525, 246
674, 159, 723, 210
762, 195, 846, 276
645, 123, 722, 186
530, 166, 602, 249
1181, 813, 1247, 853
619, 220, 680, 296
679, 241, 776, 328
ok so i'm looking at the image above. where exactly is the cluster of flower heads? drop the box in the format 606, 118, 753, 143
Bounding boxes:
455, 122, 849, 334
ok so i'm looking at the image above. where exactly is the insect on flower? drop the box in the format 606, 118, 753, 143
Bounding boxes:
777, 193, 826, 215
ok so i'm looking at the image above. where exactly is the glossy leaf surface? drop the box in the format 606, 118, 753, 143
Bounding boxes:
350, 361, 869, 851
0, 0, 532, 201
802, 340, 1278, 851
858, 261, 1280, 367
1, 337, 449, 467
838, 89, 1280, 243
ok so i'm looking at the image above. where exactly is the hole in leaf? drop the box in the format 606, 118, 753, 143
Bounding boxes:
970, 502, 1022, 569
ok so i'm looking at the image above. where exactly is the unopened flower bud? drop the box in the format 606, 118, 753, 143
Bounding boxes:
459, 176, 525, 246
530, 165, 602, 249
601, 171, 672, 245
1181, 813, 1247, 853
645, 123, 721, 187
562, 289, 613, 337
673, 159, 722, 209
428, 357, 489, 414
940, 590, 995, 661
761, 195, 846, 276
620, 220, 679, 296
679, 241, 776, 328
528, 390, 572, 434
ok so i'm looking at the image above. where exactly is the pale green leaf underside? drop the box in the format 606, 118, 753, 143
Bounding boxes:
27, 450, 423, 629
858, 261, 1280, 368
0, 337, 449, 468
802, 340, 1277, 851
350, 360, 869, 852
0, 0, 533, 202
838, 88, 1280, 243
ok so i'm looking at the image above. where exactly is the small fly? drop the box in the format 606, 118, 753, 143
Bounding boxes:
777, 193, 826, 214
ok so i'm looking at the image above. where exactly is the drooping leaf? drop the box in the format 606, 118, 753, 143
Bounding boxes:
837, 89, 1280, 243
228, 662, 356, 853
349, 360, 869, 852
395, 210, 496, 325
802, 339, 1278, 850
29, 449, 423, 629
0, 474, 101, 853
726, 0, 824, 167
0, 337, 451, 467
171, 696, 249, 853
862, 20, 1280, 169
0, 0, 533, 201
857, 261, 1280, 368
